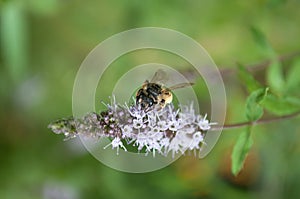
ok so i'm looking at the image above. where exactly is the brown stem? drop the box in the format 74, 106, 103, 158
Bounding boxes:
211, 111, 300, 131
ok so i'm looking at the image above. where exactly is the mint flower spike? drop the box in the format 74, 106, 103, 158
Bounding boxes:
48, 96, 215, 158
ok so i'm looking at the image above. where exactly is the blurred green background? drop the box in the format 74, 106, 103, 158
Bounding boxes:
1, 0, 300, 198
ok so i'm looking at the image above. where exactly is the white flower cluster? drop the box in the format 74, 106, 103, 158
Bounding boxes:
48, 97, 214, 158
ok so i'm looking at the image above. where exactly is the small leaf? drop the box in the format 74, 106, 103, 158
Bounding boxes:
250, 26, 275, 57
231, 127, 253, 176
238, 64, 262, 93
286, 57, 300, 95
245, 88, 269, 121
267, 60, 285, 95
261, 93, 300, 115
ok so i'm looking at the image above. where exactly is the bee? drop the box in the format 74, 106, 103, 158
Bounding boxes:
136, 69, 193, 111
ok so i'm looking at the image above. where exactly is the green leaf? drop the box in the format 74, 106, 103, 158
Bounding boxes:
250, 26, 275, 57
261, 93, 300, 115
231, 127, 253, 176
238, 64, 262, 93
286, 57, 300, 95
245, 88, 269, 121
267, 60, 285, 95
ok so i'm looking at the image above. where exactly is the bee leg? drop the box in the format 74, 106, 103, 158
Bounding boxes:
135, 89, 142, 105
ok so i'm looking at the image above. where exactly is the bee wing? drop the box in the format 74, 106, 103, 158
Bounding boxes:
150, 69, 169, 85
168, 82, 194, 90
